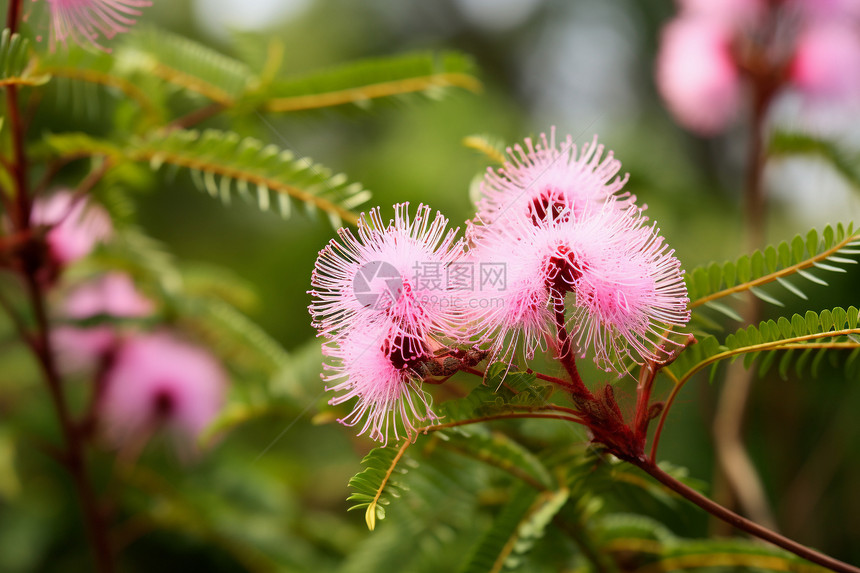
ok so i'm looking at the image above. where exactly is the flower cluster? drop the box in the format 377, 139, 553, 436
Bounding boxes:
656, 0, 860, 134
310, 130, 691, 444
309, 204, 465, 444
466, 130, 689, 371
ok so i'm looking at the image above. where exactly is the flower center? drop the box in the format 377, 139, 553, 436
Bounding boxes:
528, 188, 572, 226
152, 387, 176, 419
383, 332, 430, 371
546, 245, 586, 296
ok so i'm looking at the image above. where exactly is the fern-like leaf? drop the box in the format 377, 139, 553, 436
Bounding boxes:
0, 30, 47, 87
459, 484, 569, 573
667, 307, 860, 385
40, 132, 125, 161
261, 51, 480, 113
130, 128, 369, 226
347, 441, 414, 531
596, 514, 825, 573
37, 44, 161, 123
687, 223, 859, 312
119, 27, 254, 105
440, 431, 554, 491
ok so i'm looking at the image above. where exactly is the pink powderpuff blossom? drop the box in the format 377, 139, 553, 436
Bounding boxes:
794, 0, 860, 21
322, 318, 438, 445
569, 219, 690, 369
309, 203, 464, 342
30, 191, 113, 266
677, 0, 765, 26
656, 17, 742, 135
53, 273, 154, 371
790, 22, 860, 101
465, 201, 689, 371
472, 130, 630, 236
46, 0, 152, 51
99, 332, 226, 451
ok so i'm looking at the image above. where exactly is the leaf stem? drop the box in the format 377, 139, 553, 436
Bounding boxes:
629, 458, 860, 573
690, 230, 858, 308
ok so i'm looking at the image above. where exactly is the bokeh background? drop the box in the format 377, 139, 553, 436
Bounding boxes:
2, 0, 859, 570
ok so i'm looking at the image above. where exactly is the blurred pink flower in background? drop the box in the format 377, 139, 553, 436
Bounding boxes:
655, 18, 742, 134
677, 0, 765, 25
30, 191, 113, 266
656, 0, 860, 134
46, 0, 152, 51
790, 22, 860, 100
99, 332, 227, 451
53, 273, 154, 370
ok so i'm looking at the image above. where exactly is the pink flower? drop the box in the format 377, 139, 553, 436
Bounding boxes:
794, 0, 860, 21
656, 17, 741, 135
677, 0, 765, 26
99, 332, 226, 449
790, 22, 860, 101
472, 130, 630, 236
570, 219, 690, 369
31, 191, 113, 265
46, 0, 152, 51
309, 203, 464, 342
310, 203, 465, 443
53, 273, 154, 370
466, 201, 689, 371
322, 319, 437, 445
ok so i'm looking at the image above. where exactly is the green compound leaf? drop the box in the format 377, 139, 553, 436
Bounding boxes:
130, 128, 369, 227
347, 443, 415, 531
346, 370, 555, 532
439, 431, 554, 491
119, 27, 255, 104
667, 307, 860, 384
40, 132, 125, 160
260, 51, 480, 113
687, 223, 859, 317
0, 29, 46, 88
595, 514, 826, 573
459, 484, 569, 573
37, 43, 163, 125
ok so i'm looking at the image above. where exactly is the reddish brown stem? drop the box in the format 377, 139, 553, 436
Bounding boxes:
553, 301, 592, 400
167, 102, 225, 130
4, 26, 115, 568
6, 0, 22, 34
7, 86, 30, 230
22, 271, 115, 573
629, 458, 860, 573
632, 363, 657, 445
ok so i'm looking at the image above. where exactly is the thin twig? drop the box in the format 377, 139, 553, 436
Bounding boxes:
630, 459, 860, 573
